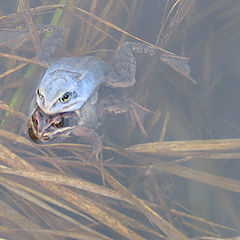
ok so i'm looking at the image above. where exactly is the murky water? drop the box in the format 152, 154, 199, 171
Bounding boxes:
0, 1, 240, 239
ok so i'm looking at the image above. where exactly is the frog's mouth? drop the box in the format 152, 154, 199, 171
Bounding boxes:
27, 124, 74, 143
27, 123, 50, 143
27, 110, 77, 143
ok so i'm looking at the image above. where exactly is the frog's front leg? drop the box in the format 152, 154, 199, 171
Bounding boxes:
104, 41, 194, 87
72, 127, 102, 161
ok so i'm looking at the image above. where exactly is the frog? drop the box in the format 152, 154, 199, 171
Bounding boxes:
26, 27, 194, 161
35, 41, 194, 115
27, 87, 135, 160
0, 24, 190, 159
1, 1, 194, 159
28, 88, 104, 159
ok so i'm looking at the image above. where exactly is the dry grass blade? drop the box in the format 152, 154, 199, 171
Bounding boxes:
17, 0, 41, 53
72, 5, 184, 57
0, 199, 54, 240
171, 209, 239, 233
80, 0, 98, 49
0, 180, 111, 240
0, 143, 34, 169
0, 100, 27, 120
0, 143, 135, 239
0, 143, 158, 239
0, 143, 175, 239
14, 229, 110, 240
0, 166, 129, 202
193, 237, 240, 240
0, 4, 65, 26
72, 13, 118, 48
86, 0, 116, 49
0, 145, 144, 239
0, 176, 98, 225
0, 62, 28, 80
159, 0, 195, 46
45, 185, 147, 240
0, 129, 35, 147
159, 112, 169, 141
97, 202, 165, 239
127, 138, 240, 155
0, 52, 37, 65
149, 163, 240, 193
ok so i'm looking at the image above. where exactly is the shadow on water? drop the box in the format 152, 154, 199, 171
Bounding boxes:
0, 0, 240, 239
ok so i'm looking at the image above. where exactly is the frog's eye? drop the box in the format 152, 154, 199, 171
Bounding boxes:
59, 92, 72, 103
37, 88, 41, 96
52, 118, 64, 128
37, 88, 44, 99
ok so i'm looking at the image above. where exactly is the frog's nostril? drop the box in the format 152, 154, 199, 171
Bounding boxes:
32, 115, 38, 125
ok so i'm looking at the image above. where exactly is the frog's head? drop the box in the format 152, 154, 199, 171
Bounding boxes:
28, 107, 78, 143
36, 78, 87, 114
36, 68, 100, 114
36, 81, 78, 115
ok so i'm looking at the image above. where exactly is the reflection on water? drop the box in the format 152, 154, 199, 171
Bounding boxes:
0, 0, 240, 239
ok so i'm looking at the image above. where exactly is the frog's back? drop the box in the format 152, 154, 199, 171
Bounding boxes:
41, 56, 105, 84
37, 56, 105, 114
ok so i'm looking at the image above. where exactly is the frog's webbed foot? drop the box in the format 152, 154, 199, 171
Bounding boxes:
72, 126, 102, 161
130, 41, 196, 83
36, 25, 65, 67
159, 52, 196, 84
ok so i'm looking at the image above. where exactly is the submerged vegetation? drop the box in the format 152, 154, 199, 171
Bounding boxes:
0, 0, 240, 239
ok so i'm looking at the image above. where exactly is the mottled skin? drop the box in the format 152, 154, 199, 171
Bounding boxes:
36, 56, 105, 114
